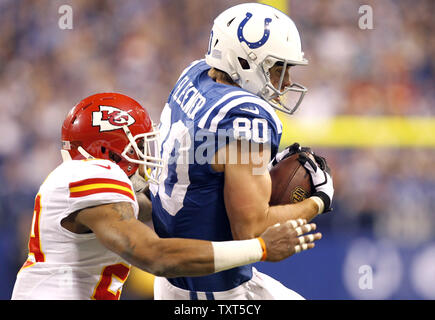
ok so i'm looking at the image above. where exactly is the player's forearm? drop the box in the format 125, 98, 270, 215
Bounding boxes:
94, 222, 214, 277
228, 198, 319, 239
94, 219, 215, 277
143, 238, 215, 278
266, 198, 319, 225
79, 202, 220, 278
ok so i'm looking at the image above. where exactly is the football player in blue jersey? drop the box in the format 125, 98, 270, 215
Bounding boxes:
150, 3, 334, 299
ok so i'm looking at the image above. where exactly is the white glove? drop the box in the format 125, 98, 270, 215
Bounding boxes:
268, 142, 312, 171
298, 153, 334, 213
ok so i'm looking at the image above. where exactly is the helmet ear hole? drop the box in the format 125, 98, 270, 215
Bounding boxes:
227, 17, 235, 27
238, 57, 250, 70
108, 150, 122, 164
101, 146, 106, 154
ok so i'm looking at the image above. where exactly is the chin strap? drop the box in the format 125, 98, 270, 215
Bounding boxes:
77, 146, 95, 159
60, 150, 72, 162
60, 146, 95, 162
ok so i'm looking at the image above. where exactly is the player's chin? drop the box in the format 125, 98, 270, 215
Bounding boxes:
272, 96, 281, 104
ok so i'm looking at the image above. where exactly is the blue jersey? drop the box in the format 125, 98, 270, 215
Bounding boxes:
150, 60, 282, 293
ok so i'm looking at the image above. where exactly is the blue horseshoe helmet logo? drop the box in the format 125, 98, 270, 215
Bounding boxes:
237, 12, 272, 49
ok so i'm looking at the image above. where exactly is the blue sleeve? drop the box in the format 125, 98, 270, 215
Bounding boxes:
211, 102, 282, 158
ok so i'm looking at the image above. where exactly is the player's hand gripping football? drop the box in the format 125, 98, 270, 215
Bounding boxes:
298, 152, 334, 213
260, 219, 321, 261
267, 142, 313, 170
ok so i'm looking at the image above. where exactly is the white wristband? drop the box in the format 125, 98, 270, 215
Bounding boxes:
310, 196, 324, 215
212, 238, 264, 273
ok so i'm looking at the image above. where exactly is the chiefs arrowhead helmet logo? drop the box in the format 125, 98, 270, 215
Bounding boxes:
92, 106, 136, 132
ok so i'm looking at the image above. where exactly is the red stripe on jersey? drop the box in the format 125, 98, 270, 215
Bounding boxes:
69, 178, 132, 189
70, 187, 135, 201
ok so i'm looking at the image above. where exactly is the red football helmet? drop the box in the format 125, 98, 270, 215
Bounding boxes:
61, 92, 163, 183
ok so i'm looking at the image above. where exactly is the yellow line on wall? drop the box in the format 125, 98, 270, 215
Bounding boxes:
280, 116, 435, 148
258, 0, 288, 14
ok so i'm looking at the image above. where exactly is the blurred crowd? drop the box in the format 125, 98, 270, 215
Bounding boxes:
0, 0, 434, 299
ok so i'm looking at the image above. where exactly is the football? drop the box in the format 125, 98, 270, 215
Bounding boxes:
269, 153, 313, 205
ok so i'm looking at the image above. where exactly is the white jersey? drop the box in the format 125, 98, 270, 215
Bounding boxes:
11, 159, 138, 300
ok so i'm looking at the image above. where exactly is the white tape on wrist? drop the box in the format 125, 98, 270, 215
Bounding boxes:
310, 196, 324, 215
212, 238, 264, 273
130, 168, 148, 193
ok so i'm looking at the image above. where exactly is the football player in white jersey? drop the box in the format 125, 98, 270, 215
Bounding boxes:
11, 92, 321, 300
150, 3, 334, 300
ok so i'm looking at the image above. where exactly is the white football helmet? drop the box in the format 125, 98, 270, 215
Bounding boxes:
205, 3, 308, 115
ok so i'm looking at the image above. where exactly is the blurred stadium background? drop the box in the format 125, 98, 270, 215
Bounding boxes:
0, 0, 434, 300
